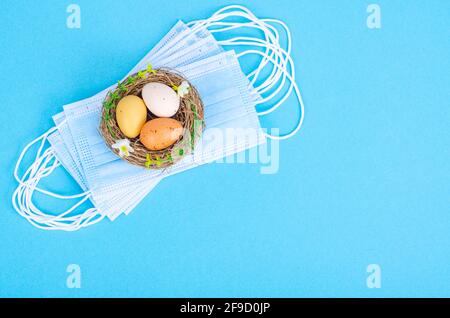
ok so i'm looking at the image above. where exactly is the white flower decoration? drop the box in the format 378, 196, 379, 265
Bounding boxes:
177, 81, 190, 98
112, 139, 134, 157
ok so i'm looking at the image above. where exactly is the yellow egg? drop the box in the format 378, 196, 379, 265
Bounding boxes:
116, 95, 147, 138
140, 118, 184, 151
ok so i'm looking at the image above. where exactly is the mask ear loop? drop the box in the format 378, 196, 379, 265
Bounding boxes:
187, 8, 293, 115
188, 6, 303, 139
255, 18, 292, 89
188, 10, 282, 90
202, 28, 295, 120
218, 37, 292, 105
251, 18, 292, 101
237, 49, 305, 140
222, 31, 301, 138
205, 18, 293, 114
194, 31, 301, 139
12, 122, 104, 231
205, 21, 284, 94
187, 5, 290, 89
13, 153, 104, 231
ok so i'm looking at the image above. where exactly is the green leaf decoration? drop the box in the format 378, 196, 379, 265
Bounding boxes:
106, 122, 116, 139
110, 92, 119, 102
172, 85, 179, 92
105, 100, 115, 110
191, 132, 195, 150
190, 102, 199, 120
155, 155, 162, 167
117, 81, 127, 93
127, 76, 137, 85
188, 102, 204, 151
145, 154, 153, 169
146, 64, 157, 75
138, 71, 146, 79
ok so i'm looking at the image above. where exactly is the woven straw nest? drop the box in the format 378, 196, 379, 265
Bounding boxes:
100, 67, 204, 169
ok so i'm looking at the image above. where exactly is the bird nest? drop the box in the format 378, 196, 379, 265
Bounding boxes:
100, 66, 204, 169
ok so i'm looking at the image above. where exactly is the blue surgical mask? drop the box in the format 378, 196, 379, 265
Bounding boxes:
12, 5, 305, 231
63, 50, 265, 219
46, 21, 223, 221
12, 20, 212, 227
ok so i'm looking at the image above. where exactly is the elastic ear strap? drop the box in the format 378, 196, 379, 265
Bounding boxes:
252, 18, 292, 95
201, 22, 299, 137
219, 38, 293, 108
237, 50, 305, 140
207, 21, 285, 93
12, 126, 103, 231
188, 6, 303, 140
187, 8, 294, 116
216, 33, 294, 116
190, 10, 283, 82
13, 155, 102, 231
211, 19, 292, 107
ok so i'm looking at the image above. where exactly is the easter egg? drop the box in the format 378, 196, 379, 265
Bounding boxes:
116, 95, 147, 138
141, 82, 180, 117
140, 118, 184, 151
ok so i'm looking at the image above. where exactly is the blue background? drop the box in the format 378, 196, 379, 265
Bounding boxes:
0, 0, 449, 297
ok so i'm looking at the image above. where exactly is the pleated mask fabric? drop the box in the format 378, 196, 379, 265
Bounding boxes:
46, 21, 224, 221
12, 5, 305, 230
64, 49, 265, 218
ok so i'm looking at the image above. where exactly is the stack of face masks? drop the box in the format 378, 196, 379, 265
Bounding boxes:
12, 5, 305, 231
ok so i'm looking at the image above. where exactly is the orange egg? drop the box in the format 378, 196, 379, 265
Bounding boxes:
140, 118, 184, 151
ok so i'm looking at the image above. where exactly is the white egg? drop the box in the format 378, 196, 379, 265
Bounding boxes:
141, 82, 180, 117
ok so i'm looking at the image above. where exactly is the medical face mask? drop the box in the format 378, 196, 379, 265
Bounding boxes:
132, 21, 221, 75
50, 47, 239, 219
68, 5, 304, 210
42, 50, 258, 225
50, 113, 87, 189
71, 26, 223, 219
45, 22, 224, 221
12, 5, 306, 231
11, 20, 218, 228
47, 129, 157, 220
62, 49, 264, 217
